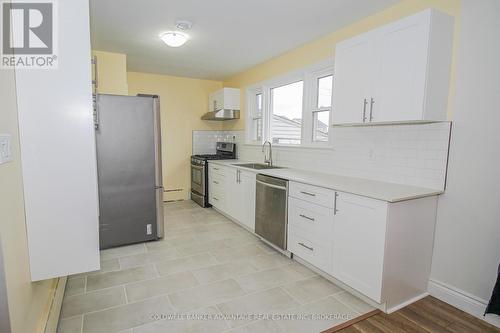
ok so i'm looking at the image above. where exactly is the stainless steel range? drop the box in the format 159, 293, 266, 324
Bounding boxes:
191, 142, 236, 207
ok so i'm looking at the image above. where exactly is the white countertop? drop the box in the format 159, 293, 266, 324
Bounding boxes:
209, 160, 443, 203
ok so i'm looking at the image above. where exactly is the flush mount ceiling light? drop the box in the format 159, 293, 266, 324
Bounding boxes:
160, 31, 189, 47
160, 20, 192, 47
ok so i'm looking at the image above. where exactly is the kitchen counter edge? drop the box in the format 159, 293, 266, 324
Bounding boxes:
208, 160, 443, 203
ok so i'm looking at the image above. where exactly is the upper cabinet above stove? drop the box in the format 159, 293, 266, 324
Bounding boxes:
332, 9, 454, 126
202, 88, 240, 121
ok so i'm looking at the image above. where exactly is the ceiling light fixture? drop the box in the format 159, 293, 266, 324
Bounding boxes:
159, 31, 189, 47
160, 20, 192, 48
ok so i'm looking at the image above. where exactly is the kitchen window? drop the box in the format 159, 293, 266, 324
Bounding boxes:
247, 89, 263, 143
270, 80, 304, 145
311, 74, 333, 142
245, 60, 333, 147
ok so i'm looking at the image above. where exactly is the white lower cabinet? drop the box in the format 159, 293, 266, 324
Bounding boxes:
287, 181, 438, 311
331, 192, 387, 302
236, 170, 256, 231
208, 163, 256, 231
288, 196, 334, 272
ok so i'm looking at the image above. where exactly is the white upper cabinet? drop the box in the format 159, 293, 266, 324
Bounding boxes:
14, 0, 100, 281
208, 88, 240, 111
332, 9, 454, 125
330, 31, 378, 124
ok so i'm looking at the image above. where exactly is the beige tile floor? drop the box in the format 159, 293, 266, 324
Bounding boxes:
57, 201, 374, 333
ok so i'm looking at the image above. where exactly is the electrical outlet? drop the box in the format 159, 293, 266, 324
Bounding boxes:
146, 224, 152, 235
0, 135, 12, 165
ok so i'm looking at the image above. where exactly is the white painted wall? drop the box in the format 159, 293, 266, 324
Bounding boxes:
429, 0, 500, 325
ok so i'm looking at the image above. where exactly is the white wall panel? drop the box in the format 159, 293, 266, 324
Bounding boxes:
15, 0, 100, 281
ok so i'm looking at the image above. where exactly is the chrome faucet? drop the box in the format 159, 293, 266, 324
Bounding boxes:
262, 141, 273, 166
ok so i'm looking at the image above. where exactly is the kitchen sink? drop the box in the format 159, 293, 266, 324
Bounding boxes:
232, 163, 283, 170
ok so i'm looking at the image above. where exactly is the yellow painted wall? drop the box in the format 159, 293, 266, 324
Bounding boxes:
223, 0, 461, 130
92, 50, 129, 95
127, 72, 223, 201
0, 58, 56, 333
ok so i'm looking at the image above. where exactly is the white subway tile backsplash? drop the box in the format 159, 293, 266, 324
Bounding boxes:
192, 130, 244, 156
238, 122, 451, 190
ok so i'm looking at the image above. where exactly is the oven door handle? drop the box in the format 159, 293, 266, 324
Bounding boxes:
191, 164, 204, 170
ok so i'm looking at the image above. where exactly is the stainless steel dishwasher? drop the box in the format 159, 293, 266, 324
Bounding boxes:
255, 174, 288, 250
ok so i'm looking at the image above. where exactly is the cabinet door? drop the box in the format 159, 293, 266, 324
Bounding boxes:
238, 171, 256, 231
332, 192, 387, 302
213, 89, 224, 111
223, 167, 238, 218
371, 13, 430, 122
14, 0, 100, 281
332, 32, 376, 124
208, 92, 215, 111
222, 88, 240, 110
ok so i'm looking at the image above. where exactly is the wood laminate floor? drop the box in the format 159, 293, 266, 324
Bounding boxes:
335, 296, 500, 333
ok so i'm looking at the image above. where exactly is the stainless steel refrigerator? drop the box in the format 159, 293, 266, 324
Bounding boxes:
95, 94, 164, 249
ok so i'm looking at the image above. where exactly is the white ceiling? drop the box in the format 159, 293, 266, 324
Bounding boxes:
89, 0, 400, 80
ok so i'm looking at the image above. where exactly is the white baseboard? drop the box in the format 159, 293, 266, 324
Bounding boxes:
386, 292, 429, 314
44, 277, 67, 333
428, 279, 500, 328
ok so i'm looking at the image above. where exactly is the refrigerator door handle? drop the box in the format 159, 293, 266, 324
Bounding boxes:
152, 96, 164, 240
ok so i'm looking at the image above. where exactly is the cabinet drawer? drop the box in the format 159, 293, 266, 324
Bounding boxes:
209, 164, 225, 176
210, 178, 224, 196
210, 172, 225, 186
288, 197, 334, 240
209, 182, 224, 206
210, 192, 224, 205
289, 182, 335, 209
288, 228, 332, 273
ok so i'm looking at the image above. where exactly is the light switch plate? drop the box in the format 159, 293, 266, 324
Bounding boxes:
0, 135, 13, 164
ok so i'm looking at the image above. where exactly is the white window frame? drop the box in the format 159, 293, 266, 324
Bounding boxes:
246, 88, 264, 144
304, 66, 334, 146
245, 60, 334, 148
267, 75, 305, 146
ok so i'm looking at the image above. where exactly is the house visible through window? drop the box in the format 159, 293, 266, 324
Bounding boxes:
253, 93, 263, 141
312, 75, 332, 142
270, 81, 303, 145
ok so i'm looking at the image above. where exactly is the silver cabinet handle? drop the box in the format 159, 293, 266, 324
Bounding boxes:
334, 192, 339, 215
191, 164, 204, 170
362, 98, 368, 122
298, 242, 314, 251
213, 167, 219, 171
236, 170, 241, 183
213, 197, 219, 201
213, 181, 219, 184
299, 214, 315, 222
91, 56, 98, 89
300, 191, 316, 197
369, 97, 375, 122
91, 56, 99, 130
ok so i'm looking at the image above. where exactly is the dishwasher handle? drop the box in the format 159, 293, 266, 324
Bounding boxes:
256, 179, 287, 191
